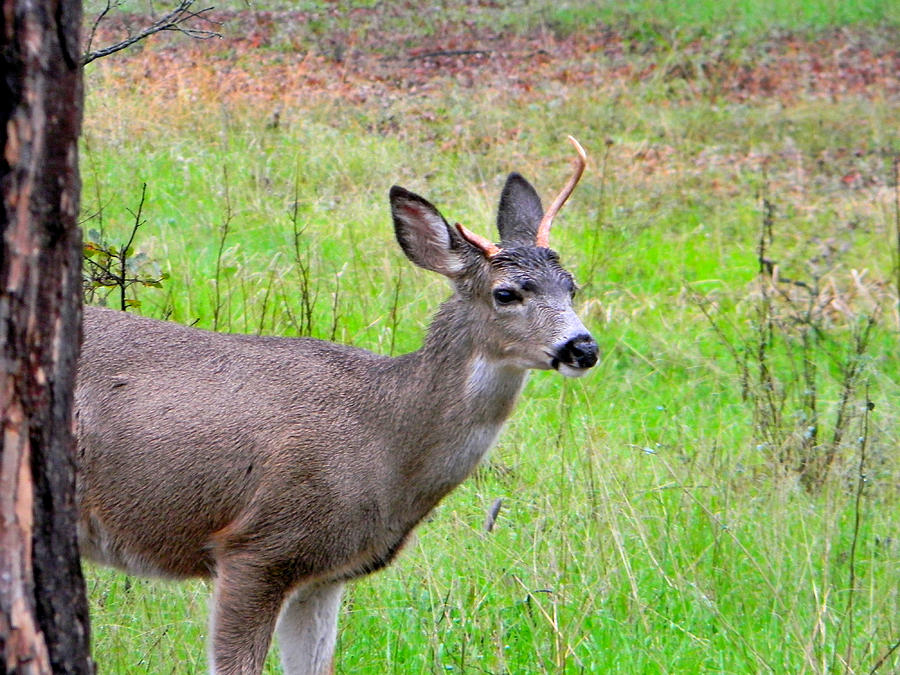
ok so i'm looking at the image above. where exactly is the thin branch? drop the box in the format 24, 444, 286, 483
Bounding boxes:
329, 265, 345, 343
82, 0, 221, 67
290, 166, 317, 337
212, 166, 233, 332
834, 387, 871, 674
869, 636, 900, 674
387, 266, 402, 356
120, 182, 148, 311
84, 0, 120, 63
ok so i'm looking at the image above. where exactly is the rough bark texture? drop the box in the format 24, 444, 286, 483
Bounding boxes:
0, 0, 93, 672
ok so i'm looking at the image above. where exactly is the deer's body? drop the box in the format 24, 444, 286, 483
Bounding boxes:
77, 300, 524, 582
75, 144, 597, 674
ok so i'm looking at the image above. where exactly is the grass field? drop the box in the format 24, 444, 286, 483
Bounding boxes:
79, 1, 899, 672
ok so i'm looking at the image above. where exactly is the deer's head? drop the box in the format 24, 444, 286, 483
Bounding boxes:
390, 138, 598, 378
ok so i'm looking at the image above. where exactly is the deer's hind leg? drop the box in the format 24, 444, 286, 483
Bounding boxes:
276, 582, 344, 675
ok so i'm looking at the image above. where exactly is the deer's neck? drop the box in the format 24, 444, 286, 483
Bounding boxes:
384, 296, 527, 512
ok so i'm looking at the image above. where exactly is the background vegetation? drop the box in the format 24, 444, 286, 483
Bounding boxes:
80, 1, 899, 672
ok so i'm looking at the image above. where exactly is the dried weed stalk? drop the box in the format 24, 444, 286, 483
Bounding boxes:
694, 179, 890, 491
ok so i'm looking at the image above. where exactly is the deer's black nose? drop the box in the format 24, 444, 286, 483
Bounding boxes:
558, 334, 598, 369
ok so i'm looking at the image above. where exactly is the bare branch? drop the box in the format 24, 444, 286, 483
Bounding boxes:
84, 0, 120, 59
119, 182, 148, 311
82, 0, 221, 67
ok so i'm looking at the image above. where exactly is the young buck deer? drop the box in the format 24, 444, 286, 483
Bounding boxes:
75, 138, 597, 674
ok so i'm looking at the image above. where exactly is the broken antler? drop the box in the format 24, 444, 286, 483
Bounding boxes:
535, 136, 587, 249
456, 222, 501, 258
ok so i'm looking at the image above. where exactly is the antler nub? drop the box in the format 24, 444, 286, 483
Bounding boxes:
535, 135, 587, 249
455, 222, 501, 258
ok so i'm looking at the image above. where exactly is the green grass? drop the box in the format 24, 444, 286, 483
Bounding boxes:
80, 2, 899, 673
594, 0, 900, 35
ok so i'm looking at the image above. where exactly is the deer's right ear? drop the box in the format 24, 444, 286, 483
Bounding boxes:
391, 186, 466, 277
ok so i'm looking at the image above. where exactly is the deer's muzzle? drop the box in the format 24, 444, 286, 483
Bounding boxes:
552, 333, 598, 376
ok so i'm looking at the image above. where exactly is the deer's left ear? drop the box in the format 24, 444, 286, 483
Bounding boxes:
496, 172, 544, 246
391, 186, 466, 277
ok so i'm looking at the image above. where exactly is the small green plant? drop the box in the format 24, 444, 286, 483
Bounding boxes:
82, 183, 168, 310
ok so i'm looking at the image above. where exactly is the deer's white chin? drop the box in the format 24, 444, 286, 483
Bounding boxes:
556, 363, 591, 378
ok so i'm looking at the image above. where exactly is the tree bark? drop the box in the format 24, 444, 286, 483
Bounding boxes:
0, 0, 93, 672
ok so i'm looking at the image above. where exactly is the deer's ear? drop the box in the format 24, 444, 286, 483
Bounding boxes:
391, 186, 466, 277
496, 173, 544, 246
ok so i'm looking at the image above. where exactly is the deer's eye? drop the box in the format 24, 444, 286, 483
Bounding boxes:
493, 288, 522, 305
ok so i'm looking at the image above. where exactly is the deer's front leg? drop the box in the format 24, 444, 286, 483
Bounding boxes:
276, 582, 344, 675
209, 557, 289, 675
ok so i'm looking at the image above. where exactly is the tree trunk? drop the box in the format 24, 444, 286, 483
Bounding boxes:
0, 0, 93, 671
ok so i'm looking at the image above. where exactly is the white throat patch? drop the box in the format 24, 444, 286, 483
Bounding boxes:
465, 355, 495, 398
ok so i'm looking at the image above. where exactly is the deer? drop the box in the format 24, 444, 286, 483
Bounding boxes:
74, 137, 598, 675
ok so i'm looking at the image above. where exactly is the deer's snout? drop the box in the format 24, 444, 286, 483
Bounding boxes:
553, 333, 598, 375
